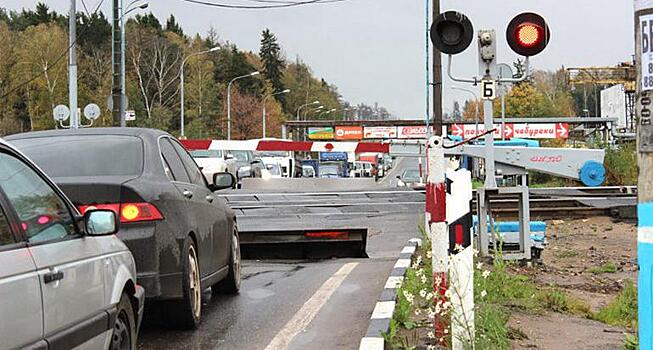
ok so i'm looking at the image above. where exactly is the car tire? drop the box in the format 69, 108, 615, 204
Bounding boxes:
163, 239, 202, 329
212, 229, 241, 294
111, 292, 136, 350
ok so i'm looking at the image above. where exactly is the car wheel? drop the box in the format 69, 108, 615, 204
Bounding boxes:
212, 229, 241, 294
111, 292, 136, 350
163, 239, 202, 329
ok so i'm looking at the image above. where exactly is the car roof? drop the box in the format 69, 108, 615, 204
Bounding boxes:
5, 127, 169, 141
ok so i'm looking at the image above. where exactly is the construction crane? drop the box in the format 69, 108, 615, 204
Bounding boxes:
567, 62, 636, 132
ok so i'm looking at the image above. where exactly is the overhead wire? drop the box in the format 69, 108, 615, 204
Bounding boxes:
177, 0, 346, 9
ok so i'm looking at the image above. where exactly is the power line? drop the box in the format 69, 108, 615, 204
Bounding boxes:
177, 0, 346, 9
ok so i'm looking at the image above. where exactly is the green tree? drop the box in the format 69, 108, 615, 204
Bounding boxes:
259, 29, 286, 100
165, 14, 184, 37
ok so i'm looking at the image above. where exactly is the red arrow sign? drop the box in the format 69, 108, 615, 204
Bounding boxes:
451, 124, 463, 137
503, 123, 514, 139
556, 123, 569, 139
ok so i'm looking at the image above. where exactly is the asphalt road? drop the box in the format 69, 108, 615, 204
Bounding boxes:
137, 158, 423, 350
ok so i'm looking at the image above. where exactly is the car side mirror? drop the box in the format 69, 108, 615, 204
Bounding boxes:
250, 160, 261, 165
225, 153, 235, 160
84, 209, 118, 236
212, 172, 236, 191
396, 175, 401, 179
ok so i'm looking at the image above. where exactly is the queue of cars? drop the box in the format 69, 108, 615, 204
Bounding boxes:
2, 128, 241, 349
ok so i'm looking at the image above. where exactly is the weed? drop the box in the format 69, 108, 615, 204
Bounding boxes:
623, 333, 638, 350
587, 262, 618, 274
555, 249, 580, 259
538, 289, 591, 317
594, 280, 638, 330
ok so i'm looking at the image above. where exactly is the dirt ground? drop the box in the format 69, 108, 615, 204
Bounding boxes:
509, 216, 638, 350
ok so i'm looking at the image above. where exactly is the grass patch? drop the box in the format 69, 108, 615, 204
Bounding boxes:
593, 280, 638, 330
587, 262, 618, 274
623, 333, 638, 350
538, 289, 591, 317
555, 249, 580, 259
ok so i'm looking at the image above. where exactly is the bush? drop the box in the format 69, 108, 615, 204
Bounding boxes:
603, 142, 637, 186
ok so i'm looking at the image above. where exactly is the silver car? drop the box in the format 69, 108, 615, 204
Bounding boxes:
0, 139, 144, 349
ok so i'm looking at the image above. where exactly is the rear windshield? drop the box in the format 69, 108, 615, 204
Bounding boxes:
191, 149, 223, 158
10, 135, 143, 177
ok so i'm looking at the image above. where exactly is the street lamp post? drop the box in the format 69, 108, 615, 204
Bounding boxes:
227, 71, 260, 140
262, 89, 290, 138
296, 100, 320, 121
306, 106, 324, 120
180, 46, 220, 137
119, 0, 149, 127
318, 108, 336, 119
452, 86, 480, 136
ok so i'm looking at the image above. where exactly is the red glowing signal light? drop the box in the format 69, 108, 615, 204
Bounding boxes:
507, 12, 550, 56
516, 23, 542, 48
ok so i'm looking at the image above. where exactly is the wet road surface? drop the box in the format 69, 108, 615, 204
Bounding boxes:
138, 159, 422, 350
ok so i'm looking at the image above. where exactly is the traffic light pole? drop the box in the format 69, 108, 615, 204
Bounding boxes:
636, 1, 653, 347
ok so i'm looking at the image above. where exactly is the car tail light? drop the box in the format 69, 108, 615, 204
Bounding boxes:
305, 231, 350, 240
78, 203, 163, 223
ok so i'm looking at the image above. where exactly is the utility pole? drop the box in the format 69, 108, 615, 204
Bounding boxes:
432, 0, 442, 136
120, 0, 126, 127
636, 1, 653, 347
69, 0, 79, 129
111, 0, 122, 126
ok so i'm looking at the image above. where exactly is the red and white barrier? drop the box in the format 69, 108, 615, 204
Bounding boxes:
426, 136, 475, 348
180, 138, 390, 154
425, 136, 448, 345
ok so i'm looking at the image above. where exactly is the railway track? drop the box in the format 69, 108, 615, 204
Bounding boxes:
222, 186, 637, 221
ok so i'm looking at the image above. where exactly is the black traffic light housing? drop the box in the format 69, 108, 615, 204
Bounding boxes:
430, 11, 474, 55
506, 12, 551, 57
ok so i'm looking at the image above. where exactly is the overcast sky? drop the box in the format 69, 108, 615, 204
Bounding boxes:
3, 0, 635, 119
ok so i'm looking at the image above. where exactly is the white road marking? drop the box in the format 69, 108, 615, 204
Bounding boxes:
401, 245, 416, 254
394, 259, 411, 268
370, 301, 395, 319
264, 262, 359, 350
384, 276, 404, 289
358, 337, 384, 350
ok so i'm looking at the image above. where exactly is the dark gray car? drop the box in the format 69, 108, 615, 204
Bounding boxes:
8, 128, 240, 329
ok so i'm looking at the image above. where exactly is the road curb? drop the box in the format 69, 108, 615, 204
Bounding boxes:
358, 238, 422, 350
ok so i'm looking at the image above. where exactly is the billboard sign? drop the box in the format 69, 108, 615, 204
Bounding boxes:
601, 84, 627, 128
397, 125, 434, 139
363, 126, 397, 139
308, 127, 334, 140
450, 123, 569, 139
319, 152, 348, 162
335, 126, 363, 140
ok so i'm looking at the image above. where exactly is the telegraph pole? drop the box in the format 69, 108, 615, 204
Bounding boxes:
432, 0, 442, 136
111, 0, 122, 126
68, 0, 79, 129
636, 1, 653, 347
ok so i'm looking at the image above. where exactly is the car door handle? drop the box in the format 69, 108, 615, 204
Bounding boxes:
44, 271, 64, 284
205, 195, 214, 203
183, 190, 194, 199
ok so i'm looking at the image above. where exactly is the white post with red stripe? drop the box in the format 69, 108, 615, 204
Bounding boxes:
425, 136, 448, 346
446, 167, 475, 349
427, 136, 475, 348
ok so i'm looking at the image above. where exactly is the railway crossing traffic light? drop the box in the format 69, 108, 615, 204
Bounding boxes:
430, 11, 550, 59
506, 12, 551, 57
